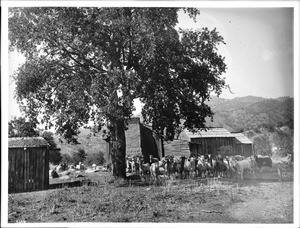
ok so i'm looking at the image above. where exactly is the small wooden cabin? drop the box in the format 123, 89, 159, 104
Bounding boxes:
166, 128, 253, 158
8, 137, 49, 193
231, 133, 253, 157
179, 128, 236, 157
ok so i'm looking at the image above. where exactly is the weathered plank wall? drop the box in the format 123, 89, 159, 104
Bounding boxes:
140, 123, 160, 162
233, 144, 253, 157
164, 139, 190, 157
190, 137, 235, 157
9, 147, 49, 193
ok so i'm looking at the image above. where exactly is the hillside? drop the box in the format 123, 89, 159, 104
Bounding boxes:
205, 96, 294, 132
205, 95, 294, 157
52, 96, 294, 162
53, 128, 106, 156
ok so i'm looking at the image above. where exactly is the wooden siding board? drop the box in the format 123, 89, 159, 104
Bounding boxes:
140, 123, 160, 161
45, 148, 49, 190
39, 149, 43, 190
19, 150, 24, 191
234, 144, 253, 157
15, 149, 20, 192
36, 149, 39, 190
11, 150, 14, 192
35, 149, 39, 191
8, 150, 14, 193
9, 146, 49, 193
25, 150, 28, 191
190, 137, 235, 157
23, 150, 27, 191
27, 149, 31, 191
28, 149, 31, 192
41, 149, 45, 190
9, 150, 13, 193
18, 149, 22, 192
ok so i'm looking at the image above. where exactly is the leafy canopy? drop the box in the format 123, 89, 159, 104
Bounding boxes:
9, 7, 227, 141
8, 116, 39, 137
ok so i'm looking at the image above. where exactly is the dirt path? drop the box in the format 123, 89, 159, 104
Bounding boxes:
227, 180, 293, 223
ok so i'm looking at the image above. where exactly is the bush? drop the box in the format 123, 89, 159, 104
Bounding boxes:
85, 152, 106, 166
49, 149, 62, 165
253, 134, 272, 156
73, 148, 87, 164
61, 153, 75, 165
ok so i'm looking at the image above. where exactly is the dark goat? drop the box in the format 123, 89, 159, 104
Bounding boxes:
254, 155, 272, 171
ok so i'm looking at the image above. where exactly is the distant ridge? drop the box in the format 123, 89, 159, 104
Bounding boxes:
133, 96, 293, 133
206, 96, 293, 132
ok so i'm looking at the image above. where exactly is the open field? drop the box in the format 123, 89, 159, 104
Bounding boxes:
8, 167, 294, 224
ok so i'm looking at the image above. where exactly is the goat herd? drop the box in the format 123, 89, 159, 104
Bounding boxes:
126, 153, 293, 181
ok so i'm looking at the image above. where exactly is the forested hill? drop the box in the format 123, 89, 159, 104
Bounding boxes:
205, 96, 294, 132
52, 95, 294, 159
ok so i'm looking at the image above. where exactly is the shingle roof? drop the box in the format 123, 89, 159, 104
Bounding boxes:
231, 133, 253, 144
8, 137, 49, 148
181, 128, 234, 140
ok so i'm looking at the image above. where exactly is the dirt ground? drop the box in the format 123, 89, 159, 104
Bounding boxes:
7, 168, 294, 224
227, 180, 293, 223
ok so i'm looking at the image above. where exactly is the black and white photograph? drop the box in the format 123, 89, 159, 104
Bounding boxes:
1, 1, 299, 227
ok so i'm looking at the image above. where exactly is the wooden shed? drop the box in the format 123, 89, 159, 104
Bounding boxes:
231, 132, 253, 157
8, 137, 49, 193
139, 122, 164, 161
164, 139, 190, 158
177, 128, 236, 158
105, 117, 164, 164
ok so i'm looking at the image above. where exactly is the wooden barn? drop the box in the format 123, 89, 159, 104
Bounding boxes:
164, 139, 190, 158
178, 128, 236, 157
105, 117, 164, 164
231, 132, 253, 157
8, 137, 49, 193
165, 127, 253, 158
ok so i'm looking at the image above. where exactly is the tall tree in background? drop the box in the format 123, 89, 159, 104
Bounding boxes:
9, 8, 227, 178
8, 116, 39, 137
41, 131, 62, 164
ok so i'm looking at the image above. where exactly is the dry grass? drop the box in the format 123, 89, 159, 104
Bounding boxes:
8, 169, 293, 223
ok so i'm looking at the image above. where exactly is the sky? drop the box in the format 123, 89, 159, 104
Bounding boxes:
6, 6, 297, 118
177, 7, 294, 99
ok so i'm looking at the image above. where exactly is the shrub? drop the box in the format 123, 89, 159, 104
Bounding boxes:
253, 134, 272, 156
73, 148, 87, 164
61, 153, 75, 165
49, 149, 62, 165
85, 152, 106, 166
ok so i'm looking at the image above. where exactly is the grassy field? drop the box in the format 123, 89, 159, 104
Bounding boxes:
8, 167, 294, 224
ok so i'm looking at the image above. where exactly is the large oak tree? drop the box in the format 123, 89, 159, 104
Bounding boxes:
9, 7, 227, 178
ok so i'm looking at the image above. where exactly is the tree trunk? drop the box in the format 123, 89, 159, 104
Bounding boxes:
108, 118, 127, 179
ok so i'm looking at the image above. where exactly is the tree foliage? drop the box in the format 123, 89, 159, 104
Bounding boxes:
49, 149, 63, 165
273, 128, 293, 157
207, 96, 294, 133
41, 131, 57, 148
85, 152, 106, 166
61, 153, 75, 165
253, 134, 272, 156
41, 131, 62, 164
8, 116, 39, 137
9, 7, 227, 177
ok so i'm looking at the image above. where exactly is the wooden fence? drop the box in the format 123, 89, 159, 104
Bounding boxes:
9, 147, 49, 193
